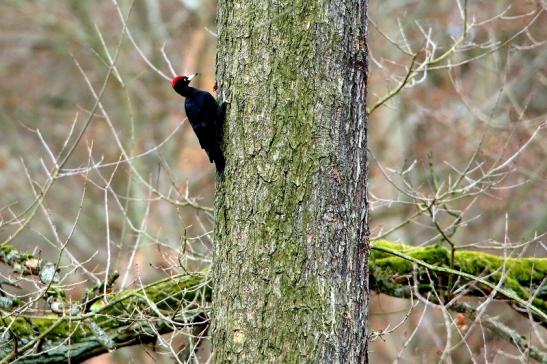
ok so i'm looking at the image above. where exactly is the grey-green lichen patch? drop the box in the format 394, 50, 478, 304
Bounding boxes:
40, 262, 60, 284
87, 320, 114, 349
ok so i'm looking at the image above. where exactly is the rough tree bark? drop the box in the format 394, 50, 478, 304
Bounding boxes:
213, 0, 369, 362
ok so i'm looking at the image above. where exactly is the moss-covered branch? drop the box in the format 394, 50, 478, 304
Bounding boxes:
370, 240, 547, 324
1, 240, 545, 362
0, 272, 210, 363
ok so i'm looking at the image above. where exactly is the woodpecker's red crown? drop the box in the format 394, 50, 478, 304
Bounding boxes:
171, 75, 186, 88
172, 73, 198, 88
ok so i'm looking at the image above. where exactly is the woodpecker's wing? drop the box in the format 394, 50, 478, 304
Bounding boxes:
185, 92, 218, 126
184, 91, 219, 153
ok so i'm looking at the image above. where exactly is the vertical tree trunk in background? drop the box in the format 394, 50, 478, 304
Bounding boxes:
213, 0, 368, 362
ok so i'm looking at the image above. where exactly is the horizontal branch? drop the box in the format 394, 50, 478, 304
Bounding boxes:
1, 240, 545, 362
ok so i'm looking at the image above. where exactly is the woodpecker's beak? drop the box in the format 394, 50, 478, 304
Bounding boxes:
187, 73, 198, 81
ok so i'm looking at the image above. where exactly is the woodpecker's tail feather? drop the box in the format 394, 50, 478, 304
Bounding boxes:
215, 155, 225, 173
209, 146, 225, 173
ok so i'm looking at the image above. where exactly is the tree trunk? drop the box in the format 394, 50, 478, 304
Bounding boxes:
213, 0, 369, 362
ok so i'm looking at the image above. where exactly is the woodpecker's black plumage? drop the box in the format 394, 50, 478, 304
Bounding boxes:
172, 74, 226, 173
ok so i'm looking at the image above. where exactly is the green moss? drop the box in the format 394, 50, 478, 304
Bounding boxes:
6, 316, 88, 342
372, 241, 450, 274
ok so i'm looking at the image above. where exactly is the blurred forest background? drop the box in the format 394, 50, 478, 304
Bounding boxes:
0, 0, 545, 363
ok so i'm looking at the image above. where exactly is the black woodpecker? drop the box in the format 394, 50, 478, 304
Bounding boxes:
172, 73, 226, 173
